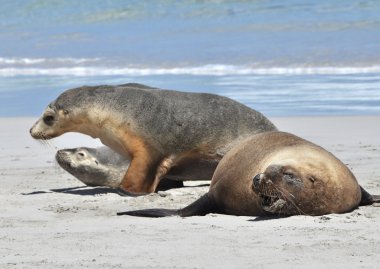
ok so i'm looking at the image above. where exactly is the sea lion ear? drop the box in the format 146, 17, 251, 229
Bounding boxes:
308, 176, 324, 189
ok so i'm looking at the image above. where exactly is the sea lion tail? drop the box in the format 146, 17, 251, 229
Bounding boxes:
359, 186, 380, 206
117, 194, 218, 218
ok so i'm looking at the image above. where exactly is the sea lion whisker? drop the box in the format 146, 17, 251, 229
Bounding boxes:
280, 192, 306, 215
36, 134, 55, 148
255, 178, 308, 215
271, 186, 290, 199
260, 183, 280, 198
269, 186, 308, 215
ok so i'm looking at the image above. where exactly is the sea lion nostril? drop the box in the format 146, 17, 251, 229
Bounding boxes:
252, 174, 262, 188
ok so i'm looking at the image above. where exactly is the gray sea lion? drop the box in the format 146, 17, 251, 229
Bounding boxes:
30, 83, 277, 194
56, 147, 128, 188
56, 146, 215, 189
118, 131, 380, 217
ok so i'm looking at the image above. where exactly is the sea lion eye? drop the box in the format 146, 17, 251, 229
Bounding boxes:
63, 109, 69, 115
43, 115, 55, 126
283, 172, 295, 181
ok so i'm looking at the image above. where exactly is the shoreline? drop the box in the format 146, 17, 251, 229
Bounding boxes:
1, 116, 380, 268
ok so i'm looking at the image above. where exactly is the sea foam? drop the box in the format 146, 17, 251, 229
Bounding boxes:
1, 59, 380, 77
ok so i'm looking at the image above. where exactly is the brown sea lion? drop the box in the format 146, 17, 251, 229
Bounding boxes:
30, 83, 277, 194
118, 131, 380, 217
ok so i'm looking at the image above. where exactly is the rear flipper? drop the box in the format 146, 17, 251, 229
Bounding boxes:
359, 186, 380, 206
117, 193, 219, 218
117, 208, 178, 217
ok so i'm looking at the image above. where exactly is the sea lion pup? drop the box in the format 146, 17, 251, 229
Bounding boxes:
118, 132, 380, 217
55, 146, 215, 189
56, 147, 128, 188
30, 83, 277, 194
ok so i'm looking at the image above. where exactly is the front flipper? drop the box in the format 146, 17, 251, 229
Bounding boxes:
119, 153, 176, 194
116, 187, 146, 197
117, 193, 219, 218
119, 150, 163, 194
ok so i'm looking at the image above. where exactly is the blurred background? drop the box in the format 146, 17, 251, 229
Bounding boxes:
1, 0, 380, 116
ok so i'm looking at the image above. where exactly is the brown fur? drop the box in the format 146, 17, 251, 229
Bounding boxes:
118, 131, 378, 217
210, 132, 362, 216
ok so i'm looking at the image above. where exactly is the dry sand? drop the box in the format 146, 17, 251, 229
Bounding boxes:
1, 116, 380, 268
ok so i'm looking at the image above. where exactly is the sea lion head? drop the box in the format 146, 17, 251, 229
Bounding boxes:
30, 86, 105, 140
55, 147, 111, 187
252, 162, 325, 216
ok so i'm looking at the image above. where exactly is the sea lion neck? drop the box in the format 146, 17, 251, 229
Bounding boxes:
74, 109, 120, 140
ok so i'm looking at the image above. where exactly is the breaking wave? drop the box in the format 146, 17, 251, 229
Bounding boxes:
1, 58, 380, 77
0, 57, 100, 65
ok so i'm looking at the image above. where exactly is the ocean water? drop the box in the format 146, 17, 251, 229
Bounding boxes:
1, 0, 380, 117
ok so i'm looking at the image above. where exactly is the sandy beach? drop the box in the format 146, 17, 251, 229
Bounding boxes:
1, 116, 380, 268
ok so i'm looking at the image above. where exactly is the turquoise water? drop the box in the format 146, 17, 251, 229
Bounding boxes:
1, 0, 380, 116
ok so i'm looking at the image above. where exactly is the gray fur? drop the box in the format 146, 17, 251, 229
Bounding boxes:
53, 83, 277, 155
33, 83, 277, 193
56, 146, 220, 187
56, 147, 127, 188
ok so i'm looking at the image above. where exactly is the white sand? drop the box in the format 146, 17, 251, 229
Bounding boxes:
1, 117, 380, 268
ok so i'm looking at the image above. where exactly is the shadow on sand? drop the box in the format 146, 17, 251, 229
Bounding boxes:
21, 186, 119, 196
21, 182, 210, 196
248, 215, 290, 222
